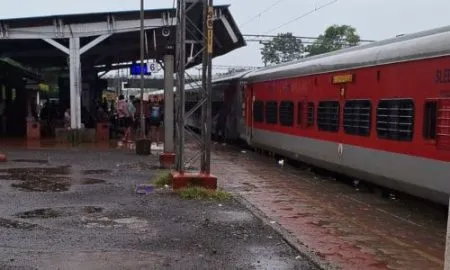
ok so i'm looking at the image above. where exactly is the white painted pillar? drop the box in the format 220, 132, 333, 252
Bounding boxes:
69, 37, 82, 129
44, 35, 110, 130
164, 54, 175, 153
445, 197, 450, 270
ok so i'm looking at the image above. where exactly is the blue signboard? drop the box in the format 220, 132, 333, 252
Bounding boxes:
130, 64, 151, 75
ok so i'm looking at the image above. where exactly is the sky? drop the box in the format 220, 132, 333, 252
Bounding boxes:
1, 0, 450, 73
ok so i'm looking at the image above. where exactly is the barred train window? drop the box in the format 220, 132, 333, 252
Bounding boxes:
344, 100, 371, 136
317, 101, 339, 132
253, 101, 264, 123
279, 101, 294, 126
376, 99, 414, 141
265, 101, 278, 124
423, 101, 437, 139
307, 102, 315, 127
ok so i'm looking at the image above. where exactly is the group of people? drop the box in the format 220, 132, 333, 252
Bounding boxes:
116, 94, 163, 143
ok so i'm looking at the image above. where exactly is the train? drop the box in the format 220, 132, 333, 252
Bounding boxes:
155, 25, 450, 205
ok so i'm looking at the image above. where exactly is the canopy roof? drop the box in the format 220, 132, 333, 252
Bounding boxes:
0, 4, 246, 71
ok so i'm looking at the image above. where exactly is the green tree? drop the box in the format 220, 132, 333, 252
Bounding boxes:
306, 25, 360, 56
261, 33, 304, 66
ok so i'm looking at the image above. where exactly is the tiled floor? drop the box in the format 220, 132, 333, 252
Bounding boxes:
208, 143, 446, 270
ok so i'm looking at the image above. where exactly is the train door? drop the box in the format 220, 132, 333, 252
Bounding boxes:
437, 98, 450, 150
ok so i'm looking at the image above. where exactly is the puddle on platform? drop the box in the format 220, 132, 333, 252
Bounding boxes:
82, 169, 112, 175
0, 218, 37, 230
0, 166, 71, 176
11, 180, 70, 192
0, 166, 107, 192
83, 206, 104, 214
16, 206, 104, 219
17, 208, 62, 219
82, 178, 107, 185
0, 166, 71, 192
11, 159, 49, 164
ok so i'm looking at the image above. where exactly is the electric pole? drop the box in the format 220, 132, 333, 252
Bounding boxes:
174, 0, 216, 187
139, 0, 146, 138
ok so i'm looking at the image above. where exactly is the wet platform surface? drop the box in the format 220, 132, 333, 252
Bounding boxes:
0, 145, 314, 269
0, 138, 447, 269
206, 143, 447, 270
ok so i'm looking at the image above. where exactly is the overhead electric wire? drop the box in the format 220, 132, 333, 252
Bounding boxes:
239, 0, 290, 28
243, 34, 375, 43
264, 0, 339, 34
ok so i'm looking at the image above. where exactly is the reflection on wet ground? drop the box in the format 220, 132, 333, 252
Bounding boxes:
0, 138, 119, 150
82, 178, 107, 185
0, 218, 37, 230
0, 165, 109, 192
12, 159, 49, 164
82, 169, 112, 175
16, 206, 104, 219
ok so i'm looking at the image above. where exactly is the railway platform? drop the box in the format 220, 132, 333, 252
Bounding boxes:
0, 138, 446, 269
0, 141, 315, 270
202, 143, 447, 270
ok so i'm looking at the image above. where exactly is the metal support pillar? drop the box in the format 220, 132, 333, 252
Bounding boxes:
139, 0, 147, 139
172, 0, 216, 189
175, 0, 186, 172
201, 0, 213, 173
164, 54, 175, 153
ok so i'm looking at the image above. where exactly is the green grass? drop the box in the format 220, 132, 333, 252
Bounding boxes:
152, 170, 172, 187
176, 187, 232, 201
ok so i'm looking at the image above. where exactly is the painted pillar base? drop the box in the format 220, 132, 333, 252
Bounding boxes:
159, 152, 176, 169
96, 123, 110, 141
0, 153, 7, 162
26, 120, 40, 140
171, 172, 217, 190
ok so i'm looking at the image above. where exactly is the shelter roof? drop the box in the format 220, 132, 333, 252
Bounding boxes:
0, 4, 245, 71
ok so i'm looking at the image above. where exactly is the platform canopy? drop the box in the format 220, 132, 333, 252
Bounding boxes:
0, 4, 246, 130
0, 4, 246, 71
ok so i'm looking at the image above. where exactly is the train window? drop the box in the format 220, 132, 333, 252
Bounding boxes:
307, 102, 315, 127
297, 102, 304, 126
265, 101, 278, 124
317, 101, 339, 132
253, 101, 264, 123
423, 101, 437, 140
376, 99, 414, 141
344, 100, 371, 136
280, 101, 294, 126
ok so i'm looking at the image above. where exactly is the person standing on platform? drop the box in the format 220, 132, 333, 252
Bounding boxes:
116, 95, 131, 142
64, 108, 70, 130
148, 95, 162, 145
127, 95, 136, 140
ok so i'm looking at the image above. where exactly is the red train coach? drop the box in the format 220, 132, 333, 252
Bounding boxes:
239, 26, 450, 204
